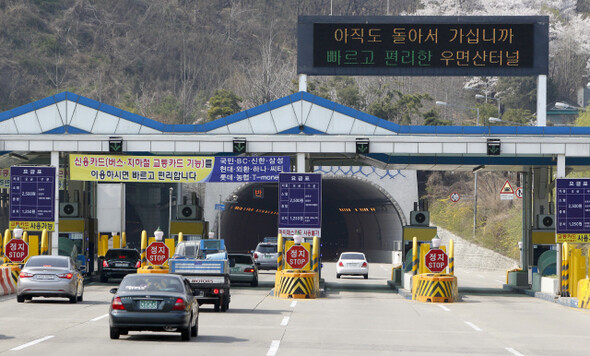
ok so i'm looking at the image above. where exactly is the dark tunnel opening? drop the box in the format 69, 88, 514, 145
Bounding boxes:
219, 178, 402, 263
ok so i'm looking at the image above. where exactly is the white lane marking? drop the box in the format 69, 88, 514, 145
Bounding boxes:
290, 301, 297, 308
464, 321, 482, 331
495, 279, 505, 284
505, 347, 525, 356
438, 304, 451, 312
379, 265, 389, 271
267, 340, 280, 356
11, 336, 55, 351
91, 314, 109, 322
280, 316, 290, 326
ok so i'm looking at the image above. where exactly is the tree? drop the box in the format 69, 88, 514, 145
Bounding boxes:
423, 109, 451, 126
207, 89, 242, 121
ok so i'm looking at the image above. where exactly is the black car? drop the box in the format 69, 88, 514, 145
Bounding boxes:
101, 248, 141, 282
109, 274, 199, 341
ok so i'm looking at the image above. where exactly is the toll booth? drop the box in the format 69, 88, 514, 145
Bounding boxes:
170, 220, 208, 241
59, 218, 89, 273
402, 225, 437, 273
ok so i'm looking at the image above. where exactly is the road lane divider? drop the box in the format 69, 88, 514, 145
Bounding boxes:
274, 269, 319, 299
10, 336, 54, 351
464, 321, 482, 331
412, 273, 459, 303
438, 305, 450, 312
280, 316, 290, 326
267, 340, 280, 356
290, 301, 297, 308
91, 314, 109, 322
0, 267, 16, 295
505, 347, 525, 356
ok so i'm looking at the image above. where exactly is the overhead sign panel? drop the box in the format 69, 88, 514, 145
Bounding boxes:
69, 155, 290, 183
278, 173, 322, 238
9, 166, 56, 223
298, 16, 549, 76
556, 178, 590, 243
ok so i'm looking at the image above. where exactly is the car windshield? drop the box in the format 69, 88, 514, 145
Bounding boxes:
256, 244, 277, 253
341, 253, 365, 260
26, 257, 69, 268
119, 275, 183, 293
106, 249, 140, 260
230, 255, 253, 265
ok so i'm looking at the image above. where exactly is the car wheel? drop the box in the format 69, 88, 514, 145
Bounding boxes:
336, 274, 341, 279
214, 301, 220, 312
250, 278, 258, 287
191, 316, 198, 337
181, 327, 191, 341
77, 285, 84, 302
110, 327, 120, 339
100, 274, 108, 283
17, 295, 24, 303
120, 330, 128, 335
364, 274, 368, 279
221, 298, 229, 312
69, 295, 77, 303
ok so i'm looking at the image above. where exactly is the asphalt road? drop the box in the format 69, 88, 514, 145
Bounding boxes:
1, 263, 590, 355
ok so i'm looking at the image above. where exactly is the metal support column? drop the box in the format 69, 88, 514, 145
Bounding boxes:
522, 169, 533, 271
537, 75, 547, 126
51, 151, 60, 256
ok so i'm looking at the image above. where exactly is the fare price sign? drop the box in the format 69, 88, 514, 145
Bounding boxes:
298, 16, 549, 76
556, 178, 590, 243
9, 166, 56, 222
5, 239, 29, 263
278, 173, 322, 238
146, 242, 169, 265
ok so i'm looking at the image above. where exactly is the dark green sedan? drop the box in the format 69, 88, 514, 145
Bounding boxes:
109, 274, 199, 341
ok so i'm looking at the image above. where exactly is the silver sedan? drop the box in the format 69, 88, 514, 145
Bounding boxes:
16, 255, 84, 303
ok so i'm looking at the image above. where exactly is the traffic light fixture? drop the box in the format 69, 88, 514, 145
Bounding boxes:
233, 138, 246, 154
487, 138, 501, 156
356, 138, 370, 154
109, 137, 123, 153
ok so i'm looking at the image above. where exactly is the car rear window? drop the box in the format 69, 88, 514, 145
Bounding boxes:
256, 244, 277, 253
341, 253, 365, 260
230, 255, 253, 265
120, 275, 184, 292
26, 257, 69, 268
106, 249, 140, 260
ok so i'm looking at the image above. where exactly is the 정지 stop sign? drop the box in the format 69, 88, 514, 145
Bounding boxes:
286, 245, 310, 269
424, 249, 448, 273
146, 241, 169, 265
6, 239, 29, 263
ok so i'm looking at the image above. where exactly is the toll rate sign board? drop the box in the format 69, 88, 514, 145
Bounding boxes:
556, 178, 590, 243
278, 173, 322, 238
10, 166, 56, 231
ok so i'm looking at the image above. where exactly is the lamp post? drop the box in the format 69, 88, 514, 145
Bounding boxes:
475, 93, 502, 119
436, 100, 480, 238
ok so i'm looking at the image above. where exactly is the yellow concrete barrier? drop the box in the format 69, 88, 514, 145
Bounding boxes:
274, 269, 318, 299
412, 273, 459, 303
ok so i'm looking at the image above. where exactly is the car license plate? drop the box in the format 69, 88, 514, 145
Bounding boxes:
115, 263, 126, 267
36, 274, 54, 280
139, 300, 158, 310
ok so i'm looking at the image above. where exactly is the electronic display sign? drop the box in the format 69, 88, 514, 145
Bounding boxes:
298, 16, 549, 76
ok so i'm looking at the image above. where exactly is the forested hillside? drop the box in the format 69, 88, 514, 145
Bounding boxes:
2, 0, 589, 258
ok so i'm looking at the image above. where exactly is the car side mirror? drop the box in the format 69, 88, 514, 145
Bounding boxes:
109, 288, 118, 294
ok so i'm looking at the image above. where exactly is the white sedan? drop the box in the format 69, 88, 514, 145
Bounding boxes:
336, 252, 369, 279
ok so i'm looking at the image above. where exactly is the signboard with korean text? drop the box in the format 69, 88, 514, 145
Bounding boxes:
278, 173, 322, 238
69, 155, 290, 183
9, 167, 56, 227
298, 16, 549, 76
284, 241, 311, 270
556, 178, 590, 243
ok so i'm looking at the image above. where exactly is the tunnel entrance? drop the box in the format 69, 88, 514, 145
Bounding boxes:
219, 178, 402, 263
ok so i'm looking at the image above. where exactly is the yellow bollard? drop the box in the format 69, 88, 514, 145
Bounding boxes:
277, 234, 284, 272
562, 242, 570, 297
412, 237, 418, 276
122, 232, 127, 248
178, 232, 184, 244
22, 231, 28, 244
3, 229, 11, 263
1, 229, 9, 258
449, 239, 455, 276
312, 236, 319, 272
41, 229, 49, 255
113, 233, 121, 249
140, 230, 147, 268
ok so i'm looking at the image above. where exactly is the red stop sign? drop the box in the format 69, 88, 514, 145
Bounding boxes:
286, 245, 310, 269
424, 249, 448, 273
146, 242, 169, 266
6, 239, 29, 263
